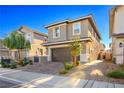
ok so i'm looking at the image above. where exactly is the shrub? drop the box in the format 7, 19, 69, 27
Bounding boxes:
59, 69, 67, 74
64, 62, 73, 70
10, 61, 17, 69
23, 58, 30, 65
76, 61, 80, 66
107, 69, 124, 79
17, 60, 23, 65
1, 61, 10, 68
29, 60, 33, 65
19, 58, 30, 66
1, 59, 17, 69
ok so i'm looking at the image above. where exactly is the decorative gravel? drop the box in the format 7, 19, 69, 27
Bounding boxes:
64, 60, 124, 84
17, 62, 64, 75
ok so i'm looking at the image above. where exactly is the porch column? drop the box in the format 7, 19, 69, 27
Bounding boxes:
47, 47, 51, 62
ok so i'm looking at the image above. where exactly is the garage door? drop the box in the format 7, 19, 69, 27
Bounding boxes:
52, 47, 71, 62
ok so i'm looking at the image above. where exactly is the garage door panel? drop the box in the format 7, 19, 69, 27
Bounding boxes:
52, 47, 71, 62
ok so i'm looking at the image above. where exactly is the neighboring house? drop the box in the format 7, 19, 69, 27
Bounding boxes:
12, 26, 48, 61
109, 5, 124, 64
0, 40, 9, 61
100, 43, 106, 51
43, 15, 101, 62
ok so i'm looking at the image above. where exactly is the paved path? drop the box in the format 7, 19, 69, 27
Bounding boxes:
0, 68, 124, 88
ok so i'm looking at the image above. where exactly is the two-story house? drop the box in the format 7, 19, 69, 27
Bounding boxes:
11, 26, 48, 62
109, 5, 124, 65
43, 15, 101, 62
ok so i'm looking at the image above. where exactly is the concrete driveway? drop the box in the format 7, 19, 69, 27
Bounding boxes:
0, 68, 124, 88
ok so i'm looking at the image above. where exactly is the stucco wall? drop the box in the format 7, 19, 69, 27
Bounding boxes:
47, 19, 89, 43
113, 38, 124, 64
111, 6, 124, 65
67, 19, 88, 40
48, 23, 67, 43
29, 39, 47, 57
114, 6, 124, 34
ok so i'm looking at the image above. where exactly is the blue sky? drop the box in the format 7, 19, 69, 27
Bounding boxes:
0, 5, 113, 47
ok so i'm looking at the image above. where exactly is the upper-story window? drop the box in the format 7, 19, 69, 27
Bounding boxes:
53, 27, 60, 38
73, 22, 81, 35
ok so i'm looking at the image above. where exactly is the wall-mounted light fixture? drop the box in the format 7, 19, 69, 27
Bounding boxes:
119, 42, 123, 47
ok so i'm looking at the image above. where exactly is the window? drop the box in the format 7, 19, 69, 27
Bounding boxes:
53, 27, 60, 38
73, 22, 81, 35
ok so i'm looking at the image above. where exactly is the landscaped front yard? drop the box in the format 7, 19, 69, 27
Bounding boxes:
14, 60, 124, 84
64, 60, 124, 84
1, 58, 124, 85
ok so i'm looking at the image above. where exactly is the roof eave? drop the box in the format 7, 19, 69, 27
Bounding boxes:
42, 37, 92, 46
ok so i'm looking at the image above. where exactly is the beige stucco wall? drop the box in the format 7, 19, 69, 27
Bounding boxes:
111, 6, 124, 64
67, 19, 88, 40
29, 39, 47, 57
87, 27, 100, 62
113, 6, 124, 34
112, 38, 124, 64
48, 23, 67, 43
0, 49, 9, 58
47, 19, 89, 43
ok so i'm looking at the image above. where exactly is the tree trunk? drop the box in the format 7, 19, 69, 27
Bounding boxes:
9, 50, 11, 59
73, 56, 77, 66
18, 49, 21, 60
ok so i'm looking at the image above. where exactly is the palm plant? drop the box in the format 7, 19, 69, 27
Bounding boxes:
2, 31, 31, 60
69, 37, 81, 66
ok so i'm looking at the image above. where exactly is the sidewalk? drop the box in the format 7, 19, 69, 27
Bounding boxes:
15, 73, 124, 88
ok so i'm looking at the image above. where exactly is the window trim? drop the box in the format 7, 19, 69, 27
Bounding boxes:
53, 27, 60, 38
73, 22, 81, 35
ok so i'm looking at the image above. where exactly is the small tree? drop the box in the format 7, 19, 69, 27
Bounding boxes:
69, 37, 81, 66
2, 31, 31, 61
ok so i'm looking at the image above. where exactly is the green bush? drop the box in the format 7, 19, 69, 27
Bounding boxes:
1, 61, 10, 68
107, 69, 124, 79
1, 60, 17, 69
10, 62, 17, 69
64, 62, 73, 70
23, 58, 30, 65
29, 60, 33, 65
76, 61, 80, 66
59, 69, 67, 74
20, 58, 30, 66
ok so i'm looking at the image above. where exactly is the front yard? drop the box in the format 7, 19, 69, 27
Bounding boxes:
64, 60, 124, 84
1, 59, 124, 84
